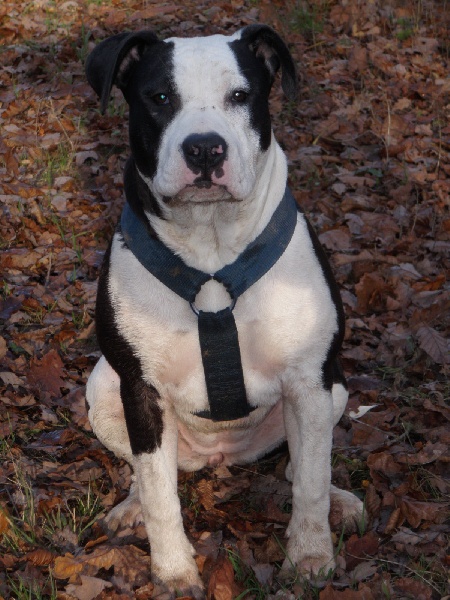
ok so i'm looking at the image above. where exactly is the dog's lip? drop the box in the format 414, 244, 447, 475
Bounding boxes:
166, 184, 235, 204
193, 178, 214, 189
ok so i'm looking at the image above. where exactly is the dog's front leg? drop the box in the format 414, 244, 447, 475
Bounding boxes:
282, 381, 335, 578
120, 377, 204, 599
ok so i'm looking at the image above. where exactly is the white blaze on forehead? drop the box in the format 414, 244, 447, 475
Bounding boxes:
168, 34, 248, 106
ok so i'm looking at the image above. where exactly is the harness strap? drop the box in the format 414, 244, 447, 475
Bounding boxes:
120, 187, 298, 422
197, 307, 249, 421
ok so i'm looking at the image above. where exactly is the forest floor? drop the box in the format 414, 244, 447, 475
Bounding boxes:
0, 0, 449, 598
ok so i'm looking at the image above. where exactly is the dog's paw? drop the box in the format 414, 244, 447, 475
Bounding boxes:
280, 553, 336, 580
280, 521, 335, 580
152, 564, 205, 600
329, 485, 365, 534
103, 487, 143, 533
279, 550, 336, 581
152, 582, 204, 600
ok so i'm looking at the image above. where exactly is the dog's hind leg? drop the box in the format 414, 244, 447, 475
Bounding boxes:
331, 381, 349, 426
86, 357, 143, 531
86, 356, 133, 463
329, 485, 365, 534
328, 381, 364, 533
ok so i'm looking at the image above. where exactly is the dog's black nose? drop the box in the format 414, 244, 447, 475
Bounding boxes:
182, 133, 228, 175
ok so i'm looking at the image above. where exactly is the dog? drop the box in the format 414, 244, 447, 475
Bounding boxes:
85, 25, 364, 598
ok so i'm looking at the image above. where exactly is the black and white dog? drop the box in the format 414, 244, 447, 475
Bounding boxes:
85, 25, 363, 598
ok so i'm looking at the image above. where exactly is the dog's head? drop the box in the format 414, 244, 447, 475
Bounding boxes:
85, 26, 296, 205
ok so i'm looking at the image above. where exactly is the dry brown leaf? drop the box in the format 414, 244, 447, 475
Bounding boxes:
197, 478, 216, 510
416, 326, 450, 364
320, 582, 375, 599
53, 554, 84, 579
348, 44, 368, 74
195, 531, 222, 562
345, 531, 379, 570
394, 576, 433, 600
129, 5, 180, 20
207, 555, 241, 600
395, 442, 448, 465
383, 507, 403, 535
28, 349, 65, 400
319, 228, 352, 251
0, 248, 42, 269
0, 335, 7, 360
66, 575, 112, 600
355, 272, 390, 314
53, 546, 149, 581
24, 549, 56, 566
367, 452, 404, 477
0, 509, 11, 536
400, 498, 447, 528
365, 485, 381, 519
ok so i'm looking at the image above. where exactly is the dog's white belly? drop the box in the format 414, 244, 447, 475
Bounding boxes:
177, 399, 285, 469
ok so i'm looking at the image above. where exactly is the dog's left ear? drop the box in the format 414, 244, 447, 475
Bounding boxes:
85, 30, 160, 113
238, 25, 297, 101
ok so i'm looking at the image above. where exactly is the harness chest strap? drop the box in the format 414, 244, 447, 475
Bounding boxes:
120, 188, 298, 422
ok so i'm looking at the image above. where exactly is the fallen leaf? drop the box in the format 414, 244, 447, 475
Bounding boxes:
355, 273, 390, 314
53, 553, 84, 579
195, 531, 222, 562
383, 507, 403, 535
27, 349, 65, 400
349, 405, 378, 419
348, 44, 368, 74
197, 479, 215, 510
0, 509, 11, 535
24, 549, 56, 566
251, 563, 273, 586
365, 485, 381, 519
128, 5, 180, 20
207, 555, 241, 600
320, 583, 375, 599
66, 575, 112, 600
349, 559, 378, 582
416, 326, 450, 364
53, 545, 150, 582
394, 576, 433, 600
395, 442, 447, 465
345, 531, 380, 570
390, 527, 426, 546
400, 498, 447, 528
319, 227, 352, 251
0, 371, 24, 387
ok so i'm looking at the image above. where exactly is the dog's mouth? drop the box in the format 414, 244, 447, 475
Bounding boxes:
167, 183, 235, 205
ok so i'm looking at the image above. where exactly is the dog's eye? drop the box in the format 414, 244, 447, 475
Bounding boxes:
231, 90, 249, 104
152, 93, 170, 106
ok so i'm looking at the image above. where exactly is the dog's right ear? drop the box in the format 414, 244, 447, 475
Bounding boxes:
85, 31, 159, 113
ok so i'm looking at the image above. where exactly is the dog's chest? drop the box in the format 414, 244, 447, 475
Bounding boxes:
108, 217, 337, 416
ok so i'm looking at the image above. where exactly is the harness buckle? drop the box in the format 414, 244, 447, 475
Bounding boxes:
190, 296, 236, 316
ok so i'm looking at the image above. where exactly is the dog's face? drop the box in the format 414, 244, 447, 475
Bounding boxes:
86, 26, 296, 206
129, 34, 274, 203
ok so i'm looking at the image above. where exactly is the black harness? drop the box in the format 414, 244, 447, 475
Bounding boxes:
120, 188, 298, 422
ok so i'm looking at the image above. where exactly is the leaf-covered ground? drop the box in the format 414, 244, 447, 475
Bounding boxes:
0, 1, 449, 599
